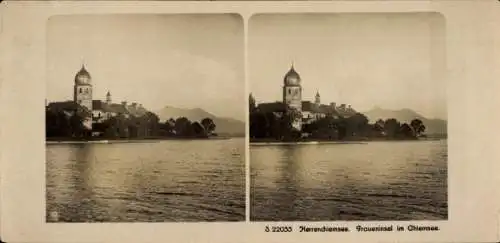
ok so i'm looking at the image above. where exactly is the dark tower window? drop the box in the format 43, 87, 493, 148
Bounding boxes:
79, 88, 82, 93
288, 89, 291, 95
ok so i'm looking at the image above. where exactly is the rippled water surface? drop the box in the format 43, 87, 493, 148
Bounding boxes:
250, 140, 447, 221
46, 138, 245, 222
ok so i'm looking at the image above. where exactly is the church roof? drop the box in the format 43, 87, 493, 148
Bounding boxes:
93, 100, 127, 114
92, 100, 106, 111
93, 100, 148, 117
255, 100, 356, 118
48, 101, 76, 111
257, 102, 287, 113
75, 65, 91, 85
76, 65, 90, 77
302, 101, 338, 115
47, 101, 91, 117
283, 64, 301, 86
109, 103, 129, 114
301, 101, 316, 112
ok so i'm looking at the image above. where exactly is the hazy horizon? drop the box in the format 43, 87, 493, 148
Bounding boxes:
46, 14, 245, 121
249, 13, 447, 120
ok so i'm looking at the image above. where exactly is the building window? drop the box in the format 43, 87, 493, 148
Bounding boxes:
79, 88, 82, 93
288, 89, 291, 95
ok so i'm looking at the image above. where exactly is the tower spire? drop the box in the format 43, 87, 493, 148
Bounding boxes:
106, 90, 112, 104
81, 57, 86, 69
315, 89, 321, 105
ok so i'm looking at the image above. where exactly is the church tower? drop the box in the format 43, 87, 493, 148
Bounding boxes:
315, 90, 321, 106
106, 91, 112, 104
73, 64, 93, 129
283, 63, 302, 131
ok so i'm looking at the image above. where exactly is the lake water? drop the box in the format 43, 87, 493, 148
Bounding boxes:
250, 140, 447, 221
46, 138, 245, 222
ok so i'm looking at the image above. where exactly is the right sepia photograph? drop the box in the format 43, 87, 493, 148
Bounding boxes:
248, 13, 447, 221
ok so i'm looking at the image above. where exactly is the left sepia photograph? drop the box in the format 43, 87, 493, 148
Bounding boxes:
45, 14, 245, 222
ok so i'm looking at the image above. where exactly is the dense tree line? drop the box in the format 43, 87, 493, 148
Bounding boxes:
46, 108, 217, 140
249, 108, 426, 141
46, 109, 90, 138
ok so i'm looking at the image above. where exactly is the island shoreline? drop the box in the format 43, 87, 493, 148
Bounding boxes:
249, 137, 446, 146
46, 136, 242, 145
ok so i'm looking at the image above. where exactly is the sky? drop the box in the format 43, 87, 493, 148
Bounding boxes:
46, 14, 245, 121
249, 13, 447, 120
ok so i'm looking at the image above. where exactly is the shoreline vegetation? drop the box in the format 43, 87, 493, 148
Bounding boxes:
46, 136, 234, 145
249, 101, 447, 143
46, 106, 243, 143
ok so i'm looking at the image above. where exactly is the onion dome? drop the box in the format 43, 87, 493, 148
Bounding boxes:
284, 64, 301, 86
75, 64, 91, 85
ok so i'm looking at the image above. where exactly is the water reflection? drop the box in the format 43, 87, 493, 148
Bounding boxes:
251, 140, 448, 221
46, 139, 245, 222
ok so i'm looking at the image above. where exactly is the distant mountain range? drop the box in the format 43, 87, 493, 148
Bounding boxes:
362, 107, 447, 135
155, 106, 245, 136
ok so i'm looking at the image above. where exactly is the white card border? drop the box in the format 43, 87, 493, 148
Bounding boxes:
1, 1, 500, 243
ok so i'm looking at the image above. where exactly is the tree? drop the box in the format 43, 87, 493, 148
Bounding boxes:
250, 110, 275, 139
201, 117, 216, 135
375, 119, 385, 129
265, 112, 280, 139
140, 112, 160, 137
410, 118, 426, 137
346, 113, 370, 137
384, 118, 401, 138
46, 109, 71, 137
249, 93, 256, 113
302, 120, 319, 135
102, 113, 130, 138
192, 122, 207, 137
167, 118, 176, 126
399, 123, 414, 138
174, 117, 194, 137
372, 119, 385, 137
69, 112, 87, 138
285, 108, 302, 130
160, 118, 176, 136
249, 111, 262, 138
279, 107, 302, 140
337, 117, 348, 140
311, 115, 338, 140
